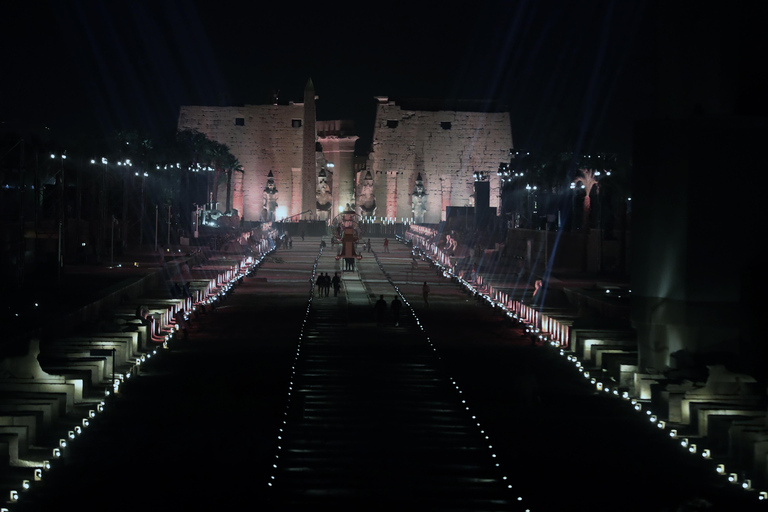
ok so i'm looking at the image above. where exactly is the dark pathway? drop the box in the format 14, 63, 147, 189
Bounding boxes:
17, 237, 763, 511
269, 277, 516, 510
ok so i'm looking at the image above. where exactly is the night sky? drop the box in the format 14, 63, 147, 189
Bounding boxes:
2, 1, 766, 157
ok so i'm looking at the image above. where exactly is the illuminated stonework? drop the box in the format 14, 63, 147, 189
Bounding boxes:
367, 97, 512, 223
178, 88, 513, 223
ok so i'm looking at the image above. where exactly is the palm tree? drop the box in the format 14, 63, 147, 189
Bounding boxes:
207, 140, 231, 210
222, 155, 244, 215
175, 129, 213, 235
574, 167, 599, 232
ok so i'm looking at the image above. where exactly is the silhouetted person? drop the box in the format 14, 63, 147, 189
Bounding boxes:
422, 281, 430, 306
391, 295, 402, 326
383, 238, 389, 253
375, 295, 387, 326
323, 272, 331, 297
332, 272, 341, 297
174, 308, 188, 340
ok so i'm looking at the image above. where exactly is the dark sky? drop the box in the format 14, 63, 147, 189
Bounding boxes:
3, 0, 764, 157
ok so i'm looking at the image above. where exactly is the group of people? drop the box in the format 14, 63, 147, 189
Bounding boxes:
315, 272, 342, 297
375, 294, 402, 326
276, 234, 292, 249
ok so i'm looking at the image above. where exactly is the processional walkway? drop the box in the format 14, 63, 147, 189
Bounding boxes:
267, 246, 522, 510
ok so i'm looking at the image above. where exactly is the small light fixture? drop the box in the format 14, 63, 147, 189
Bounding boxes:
34, 469, 43, 481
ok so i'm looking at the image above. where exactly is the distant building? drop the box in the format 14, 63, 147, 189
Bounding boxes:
368, 97, 512, 224
177, 82, 513, 224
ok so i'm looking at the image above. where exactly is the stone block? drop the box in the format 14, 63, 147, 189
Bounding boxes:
0, 397, 60, 425
0, 413, 38, 446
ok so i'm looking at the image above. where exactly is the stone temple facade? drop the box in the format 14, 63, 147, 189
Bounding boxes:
177, 82, 512, 224
368, 97, 511, 224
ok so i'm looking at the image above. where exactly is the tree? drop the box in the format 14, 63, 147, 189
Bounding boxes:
222, 154, 244, 214
175, 129, 214, 235
574, 167, 599, 232
207, 139, 232, 209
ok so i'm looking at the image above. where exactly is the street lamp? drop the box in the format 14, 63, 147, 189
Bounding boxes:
51, 152, 66, 283
524, 184, 538, 229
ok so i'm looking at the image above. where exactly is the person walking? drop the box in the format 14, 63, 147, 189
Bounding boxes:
174, 308, 189, 340
324, 272, 331, 297
375, 295, 387, 326
422, 281, 430, 307
332, 272, 341, 297
367, 239, 371, 253
383, 238, 389, 253
390, 295, 402, 326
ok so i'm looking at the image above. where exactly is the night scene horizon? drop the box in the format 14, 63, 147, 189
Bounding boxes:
1, 1, 768, 511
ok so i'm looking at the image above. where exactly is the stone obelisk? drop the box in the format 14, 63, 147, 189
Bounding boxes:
302, 78, 317, 219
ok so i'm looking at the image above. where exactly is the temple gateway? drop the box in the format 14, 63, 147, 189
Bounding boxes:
177, 80, 512, 224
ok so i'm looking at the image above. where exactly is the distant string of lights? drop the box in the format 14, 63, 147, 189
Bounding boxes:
397, 235, 768, 504
267, 244, 324, 490
5, 252, 261, 509
369, 245, 529, 510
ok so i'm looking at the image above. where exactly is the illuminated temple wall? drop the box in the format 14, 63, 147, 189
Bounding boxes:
367, 97, 512, 223
178, 104, 306, 221
178, 95, 514, 225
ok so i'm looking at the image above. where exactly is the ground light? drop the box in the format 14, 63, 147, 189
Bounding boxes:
402, 234, 768, 504
368, 245, 524, 505
9, 254, 255, 509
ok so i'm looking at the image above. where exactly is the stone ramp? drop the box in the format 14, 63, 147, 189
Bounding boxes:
269, 269, 515, 510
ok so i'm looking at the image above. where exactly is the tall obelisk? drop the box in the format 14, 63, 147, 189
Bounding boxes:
302, 78, 317, 219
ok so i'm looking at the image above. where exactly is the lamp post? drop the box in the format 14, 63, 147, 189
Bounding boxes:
137, 170, 148, 246
525, 184, 537, 229
51, 152, 66, 284
154, 204, 159, 252
91, 157, 108, 263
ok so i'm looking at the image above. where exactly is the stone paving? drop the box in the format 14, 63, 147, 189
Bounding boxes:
17, 237, 762, 511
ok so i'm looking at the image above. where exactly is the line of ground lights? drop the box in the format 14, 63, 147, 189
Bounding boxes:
267, 245, 324, 491
267, 245, 530, 510
371, 247, 529, 509
396, 235, 768, 504
3, 253, 263, 511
